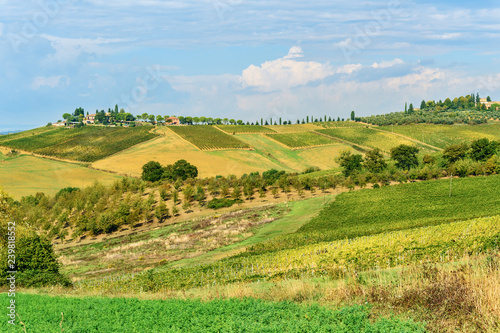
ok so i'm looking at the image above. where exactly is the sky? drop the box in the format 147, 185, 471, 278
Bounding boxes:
1, 0, 500, 132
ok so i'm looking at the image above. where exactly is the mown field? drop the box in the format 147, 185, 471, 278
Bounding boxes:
379, 123, 500, 149
92, 128, 285, 178
0, 294, 425, 332
0, 153, 122, 198
0, 126, 158, 162
265, 132, 336, 148
216, 125, 276, 134
169, 126, 250, 150
316, 127, 436, 153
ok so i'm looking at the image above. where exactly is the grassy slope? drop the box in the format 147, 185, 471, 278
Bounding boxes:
0, 154, 122, 198
247, 175, 500, 255
171, 194, 336, 268
316, 127, 437, 153
378, 123, 500, 149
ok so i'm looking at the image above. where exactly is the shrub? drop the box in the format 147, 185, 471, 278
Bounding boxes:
1, 235, 71, 287
207, 198, 241, 209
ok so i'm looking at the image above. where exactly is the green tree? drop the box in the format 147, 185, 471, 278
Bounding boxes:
364, 148, 387, 173
350, 111, 355, 120
390, 145, 419, 170
408, 103, 414, 114
141, 161, 165, 182
169, 159, 198, 181
420, 100, 426, 110
487, 96, 491, 102
442, 143, 468, 164
470, 138, 498, 161
337, 150, 363, 177
156, 115, 164, 124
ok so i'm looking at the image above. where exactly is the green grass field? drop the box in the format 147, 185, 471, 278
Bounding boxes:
246, 175, 500, 255
169, 126, 250, 150
316, 127, 435, 153
0, 294, 425, 333
0, 126, 158, 162
378, 123, 500, 149
216, 125, 276, 134
265, 132, 336, 148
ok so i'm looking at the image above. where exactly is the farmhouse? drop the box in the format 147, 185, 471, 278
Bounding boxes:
479, 98, 500, 110
85, 114, 96, 124
165, 116, 180, 125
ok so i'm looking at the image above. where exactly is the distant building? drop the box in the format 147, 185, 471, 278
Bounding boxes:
165, 117, 180, 125
480, 98, 500, 110
86, 114, 96, 124
52, 120, 66, 127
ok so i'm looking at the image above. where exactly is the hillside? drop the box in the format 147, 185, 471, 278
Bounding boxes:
2, 121, 500, 332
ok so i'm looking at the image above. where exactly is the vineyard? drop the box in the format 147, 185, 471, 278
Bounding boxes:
168, 126, 250, 150
378, 123, 500, 149
1, 294, 425, 332
265, 132, 336, 148
316, 127, 435, 153
0, 126, 158, 162
216, 125, 276, 134
249, 174, 500, 254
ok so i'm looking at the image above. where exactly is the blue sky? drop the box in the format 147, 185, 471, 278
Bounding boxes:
1, 0, 500, 131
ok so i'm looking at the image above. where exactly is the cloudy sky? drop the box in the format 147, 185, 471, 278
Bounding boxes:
1, 0, 500, 131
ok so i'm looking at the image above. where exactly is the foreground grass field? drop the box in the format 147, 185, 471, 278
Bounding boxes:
0, 294, 425, 332
0, 152, 122, 198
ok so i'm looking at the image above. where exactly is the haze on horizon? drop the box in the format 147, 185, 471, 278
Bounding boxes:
1, 0, 500, 132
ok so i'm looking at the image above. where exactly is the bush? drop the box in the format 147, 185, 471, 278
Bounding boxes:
207, 198, 241, 209
1, 235, 71, 287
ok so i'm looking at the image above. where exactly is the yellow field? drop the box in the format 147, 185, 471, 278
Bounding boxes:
92, 128, 284, 178
92, 128, 348, 177
0, 153, 122, 198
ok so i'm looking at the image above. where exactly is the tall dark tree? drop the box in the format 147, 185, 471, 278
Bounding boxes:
350, 111, 355, 121
408, 103, 414, 114
420, 100, 426, 110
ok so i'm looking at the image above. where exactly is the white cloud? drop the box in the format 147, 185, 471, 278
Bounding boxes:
240, 46, 335, 91
371, 58, 404, 69
427, 32, 462, 40
41, 34, 133, 64
336, 63, 362, 74
31, 75, 70, 90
